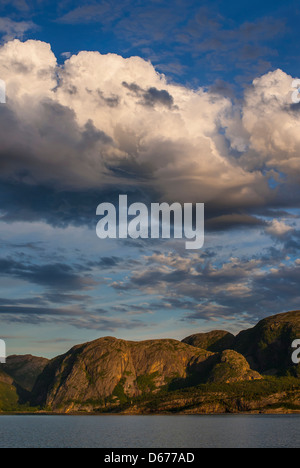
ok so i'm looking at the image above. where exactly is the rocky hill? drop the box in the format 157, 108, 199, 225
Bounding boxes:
31, 337, 264, 412
0, 310, 299, 413
182, 311, 300, 377
234, 311, 300, 376
0, 355, 49, 411
182, 330, 235, 352
207, 350, 262, 384
31, 337, 217, 412
3, 355, 49, 392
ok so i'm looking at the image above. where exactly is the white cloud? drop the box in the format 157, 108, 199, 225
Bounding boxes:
0, 18, 35, 42
238, 69, 300, 180
0, 40, 299, 221
265, 219, 294, 237
0, 39, 271, 210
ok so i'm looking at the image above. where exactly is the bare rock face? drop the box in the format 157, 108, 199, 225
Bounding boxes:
182, 330, 235, 352
32, 337, 217, 411
3, 355, 49, 392
208, 350, 262, 384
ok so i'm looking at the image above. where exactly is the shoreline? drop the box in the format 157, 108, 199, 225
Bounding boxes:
1, 410, 300, 416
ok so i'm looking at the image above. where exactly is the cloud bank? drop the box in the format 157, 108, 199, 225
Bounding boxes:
1, 39, 299, 232
0, 39, 300, 335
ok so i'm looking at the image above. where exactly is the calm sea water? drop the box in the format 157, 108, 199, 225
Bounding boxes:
0, 415, 299, 448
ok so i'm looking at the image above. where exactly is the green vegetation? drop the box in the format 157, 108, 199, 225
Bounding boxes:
111, 378, 128, 404
0, 382, 19, 411
136, 372, 159, 393
103, 376, 300, 414
0, 382, 40, 413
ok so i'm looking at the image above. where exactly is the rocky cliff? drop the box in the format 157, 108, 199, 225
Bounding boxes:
32, 337, 217, 412
31, 337, 266, 412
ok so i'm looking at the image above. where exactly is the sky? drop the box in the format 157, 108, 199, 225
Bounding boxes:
0, 0, 300, 358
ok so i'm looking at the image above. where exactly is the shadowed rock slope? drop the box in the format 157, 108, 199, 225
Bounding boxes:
182, 311, 300, 377
182, 330, 235, 352
3, 355, 49, 392
234, 311, 300, 375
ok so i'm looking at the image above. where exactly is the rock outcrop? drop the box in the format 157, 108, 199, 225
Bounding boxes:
208, 350, 262, 384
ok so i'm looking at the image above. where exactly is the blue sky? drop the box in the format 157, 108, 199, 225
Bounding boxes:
0, 0, 300, 358
2, 0, 300, 86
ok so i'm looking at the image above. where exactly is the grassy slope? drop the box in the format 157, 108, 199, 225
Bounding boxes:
0, 381, 20, 411
0, 369, 39, 413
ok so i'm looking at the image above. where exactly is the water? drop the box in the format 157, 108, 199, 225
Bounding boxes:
0, 415, 299, 448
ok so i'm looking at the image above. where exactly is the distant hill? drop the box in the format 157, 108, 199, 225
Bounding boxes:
0, 355, 49, 411
182, 311, 300, 377
182, 330, 235, 352
0, 310, 299, 414
3, 355, 49, 392
234, 311, 300, 376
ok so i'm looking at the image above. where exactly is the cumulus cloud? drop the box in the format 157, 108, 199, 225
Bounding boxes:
235, 69, 300, 180
265, 219, 294, 238
0, 40, 299, 233
1, 35, 300, 337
